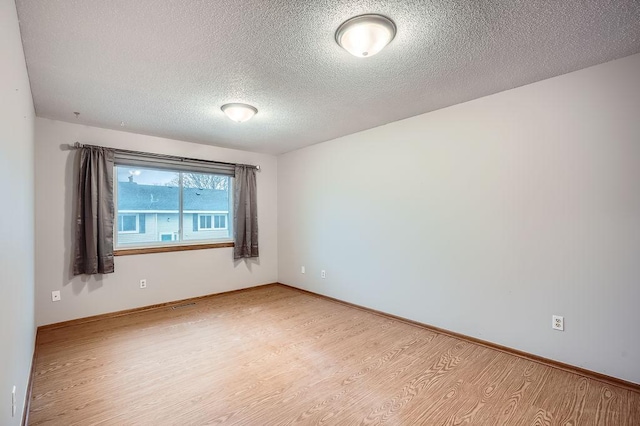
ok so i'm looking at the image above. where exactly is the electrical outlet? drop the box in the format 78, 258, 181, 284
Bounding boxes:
321, 270, 326, 279
11, 385, 16, 417
301, 266, 305, 274
552, 315, 564, 331
51, 291, 61, 302
139, 279, 147, 289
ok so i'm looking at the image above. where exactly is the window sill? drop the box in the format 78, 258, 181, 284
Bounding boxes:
114, 242, 234, 256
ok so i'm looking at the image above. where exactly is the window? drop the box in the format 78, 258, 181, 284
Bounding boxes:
196, 214, 227, 230
115, 165, 232, 249
118, 214, 139, 233
214, 214, 227, 229
198, 214, 213, 230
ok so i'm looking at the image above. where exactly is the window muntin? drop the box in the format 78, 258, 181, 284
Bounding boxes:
115, 166, 232, 248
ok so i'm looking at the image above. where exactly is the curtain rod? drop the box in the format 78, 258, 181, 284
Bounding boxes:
69, 142, 260, 171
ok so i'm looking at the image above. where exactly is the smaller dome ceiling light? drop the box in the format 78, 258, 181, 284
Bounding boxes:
335, 14, 396, 58
221, 103, 258, 123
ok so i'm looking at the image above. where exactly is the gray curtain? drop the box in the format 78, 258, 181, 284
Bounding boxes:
233, 165, 259, 259
73, 146, 116, 275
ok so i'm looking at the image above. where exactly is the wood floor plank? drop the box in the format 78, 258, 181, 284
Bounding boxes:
28, 286, 640, 425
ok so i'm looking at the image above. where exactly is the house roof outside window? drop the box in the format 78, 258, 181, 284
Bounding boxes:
117, 182, 229, 211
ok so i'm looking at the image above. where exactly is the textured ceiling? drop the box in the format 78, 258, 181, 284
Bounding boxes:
16, 0, 640, 154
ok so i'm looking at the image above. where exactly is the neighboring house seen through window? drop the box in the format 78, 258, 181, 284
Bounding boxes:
114, 165, 232, 249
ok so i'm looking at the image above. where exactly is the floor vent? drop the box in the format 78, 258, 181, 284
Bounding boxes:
171, 302, 196, 310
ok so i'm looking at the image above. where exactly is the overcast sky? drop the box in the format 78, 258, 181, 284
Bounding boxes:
116, 166, 177, 186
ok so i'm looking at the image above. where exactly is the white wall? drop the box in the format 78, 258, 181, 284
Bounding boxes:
0, 0, 36, 423
278, 53, 640, 384
35, 118, 278, 326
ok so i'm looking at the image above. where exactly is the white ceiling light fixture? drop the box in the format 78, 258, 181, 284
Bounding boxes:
336, 14, 396, 58
221, 103, 258, 123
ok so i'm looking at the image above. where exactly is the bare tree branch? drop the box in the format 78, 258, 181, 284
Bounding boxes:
169, 173, 229, 190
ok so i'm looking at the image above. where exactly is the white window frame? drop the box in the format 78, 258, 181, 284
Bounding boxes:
198, 214, 214, 231
117, 213, 139, 234
213, 214, 228, 230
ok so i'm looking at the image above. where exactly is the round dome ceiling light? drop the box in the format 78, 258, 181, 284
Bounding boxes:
221, 103, 258, 123
335, 14, 396, 58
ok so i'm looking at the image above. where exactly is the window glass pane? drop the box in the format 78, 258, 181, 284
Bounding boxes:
183, 173, 231, 242
116, 166, 180, 247
120, 214, 137, 232
214, 215, 227, 229
115, 167, 231, 247
198, 215, 212, 229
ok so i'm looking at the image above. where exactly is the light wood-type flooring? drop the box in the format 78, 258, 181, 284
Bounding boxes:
29, 285, 640, 425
